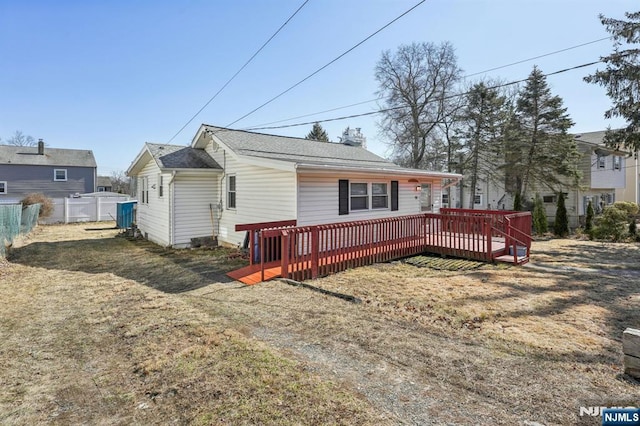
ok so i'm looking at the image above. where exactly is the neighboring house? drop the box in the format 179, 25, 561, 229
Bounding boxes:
471, 130, 627, 227
0, 140, 97, 200
97, 176, 113, 192
127, 124, 461, 248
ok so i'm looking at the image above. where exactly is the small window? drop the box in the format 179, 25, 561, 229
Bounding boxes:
613, 156, 621, 170
371, 183, 388, 209
0, 181, 6, 194
474, 194, 482, 205
139, 177, 148, 204
54, 169, 67, 181
350, 183, 368, 210
542, 195, 555, 203
442, 193, 449, 204
597, 155, 606, 169
98, 187, 105, 192
158, 175, 164, 198
227, 175, 236, 209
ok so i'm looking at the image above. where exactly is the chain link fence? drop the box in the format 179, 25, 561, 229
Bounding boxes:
1, 203, 41, 257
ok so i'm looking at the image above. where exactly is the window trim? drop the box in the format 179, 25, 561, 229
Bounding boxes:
474, 194, 482, 205
542, 195, 555, 204
597, 155, 606, 169
227, 175, 237, 210
0, 181, 6, 194
349, 182, 391, 212
158, 175, 164, 198
54, 169, 67, 181
613, 156, 621, 171
442, 193, 449, 204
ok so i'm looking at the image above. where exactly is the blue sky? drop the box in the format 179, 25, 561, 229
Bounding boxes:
0, 0, 635, 176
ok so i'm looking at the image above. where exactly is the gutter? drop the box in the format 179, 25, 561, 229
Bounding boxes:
295, 163, 462, 179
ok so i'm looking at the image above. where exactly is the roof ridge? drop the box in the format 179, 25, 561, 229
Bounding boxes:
202, 124, 347, 145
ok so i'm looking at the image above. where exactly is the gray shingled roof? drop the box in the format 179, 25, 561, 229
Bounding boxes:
203, 125, 405, 170
0, 144, 97, 167
574, 130, 607, 145
146, 143, 222, 170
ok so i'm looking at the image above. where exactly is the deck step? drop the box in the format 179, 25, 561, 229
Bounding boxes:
494, 255, 529, 265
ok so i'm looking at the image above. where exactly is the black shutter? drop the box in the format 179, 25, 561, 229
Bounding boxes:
391, 180, 399, 211
339, 179, 349, 215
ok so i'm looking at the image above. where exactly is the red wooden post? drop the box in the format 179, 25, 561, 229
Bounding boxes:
281, 230, 290, 279
259, 231, 265, 282
311, 227, 319, 279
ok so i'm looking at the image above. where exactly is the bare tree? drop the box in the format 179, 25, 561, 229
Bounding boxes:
375, 42, 462, 168
111, 171, 131, 194
6, 130, 36, 147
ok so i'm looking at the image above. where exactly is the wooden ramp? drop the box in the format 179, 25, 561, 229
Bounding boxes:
226, 263, 281, 285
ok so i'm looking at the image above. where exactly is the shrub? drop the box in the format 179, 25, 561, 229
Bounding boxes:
590, 202, 639, 242
513, 192, 522, 211
585, 200, 594, 233
553, 192, 569, 237
20, 193, 54, 219
532, 194, 548, 235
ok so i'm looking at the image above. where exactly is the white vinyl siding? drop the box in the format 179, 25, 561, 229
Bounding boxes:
172, 173, 218, 247
206, 144, 297, 246
297, 172, 442, 226
591, 153, 626, 189
135, 161, 171, 246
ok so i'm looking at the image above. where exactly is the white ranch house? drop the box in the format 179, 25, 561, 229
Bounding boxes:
127, 125, 461, 248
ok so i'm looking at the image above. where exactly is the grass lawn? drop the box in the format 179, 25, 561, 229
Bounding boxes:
2, 223, 639, 425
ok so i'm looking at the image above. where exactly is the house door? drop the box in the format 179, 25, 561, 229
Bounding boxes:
420, 184, 432, 211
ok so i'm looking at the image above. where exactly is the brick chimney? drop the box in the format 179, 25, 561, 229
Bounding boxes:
38, 139, 44, 155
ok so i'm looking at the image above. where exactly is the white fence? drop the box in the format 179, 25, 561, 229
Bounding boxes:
42, 196, 131, 224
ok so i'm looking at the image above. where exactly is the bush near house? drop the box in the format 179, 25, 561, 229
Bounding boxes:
532, 194, 548, 235
591, 201, 640, 242
553, 192, 569, 237
20, 193, 53, 219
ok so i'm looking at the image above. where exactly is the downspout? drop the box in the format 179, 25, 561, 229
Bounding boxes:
168, 171, 177, 246
218, 151, 226, 236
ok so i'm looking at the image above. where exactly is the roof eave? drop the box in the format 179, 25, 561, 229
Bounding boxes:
295, 163, 462, 179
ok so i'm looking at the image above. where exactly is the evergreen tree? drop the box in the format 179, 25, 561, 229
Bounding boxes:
532, 194, 548, 235
584, 11, 640, 152
305, 122, 329, 142
460, 82, 508, 209
554, 193, 569, 237
506, 67, 581, 199
585, 200, 595, 233
513, 192, 522, 211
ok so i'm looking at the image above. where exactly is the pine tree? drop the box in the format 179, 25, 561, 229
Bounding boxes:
305, 122, 330, 142
554, 193, 569, 237
585, 200, 595, 232
513, 192, 522, 211
532, 194, 548, 235
460, 82, 508, 209
506, 67, 581, 199
584, 11, 640, 152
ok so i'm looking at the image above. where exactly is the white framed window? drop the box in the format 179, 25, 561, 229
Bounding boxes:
350, 182, 368, 210
0, 181, 6, 194
613, 156, 621, 170
371, 183, 388, 209
158, 175, 164, 198
349, 182, 390, 211
442, 193, 449, 204
474, 194, 482, 205
542, 195, 555, 203
597, 155, 606, 169
139, 177, 148, 204
227, 175, 236, 209
54, 169, 67, 181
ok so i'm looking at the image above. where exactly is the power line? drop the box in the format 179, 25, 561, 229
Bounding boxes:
463, 36, 611, 78
243, 59, 602, 131
225, 0, 427, 128
166, 0, 311, 143
243, 36, 612, 129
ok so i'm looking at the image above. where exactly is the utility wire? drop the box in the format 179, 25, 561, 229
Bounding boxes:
244, 36, 612, 129
225, 0, 427, 128
244, 59, 601, 131
166, 0, 311, 143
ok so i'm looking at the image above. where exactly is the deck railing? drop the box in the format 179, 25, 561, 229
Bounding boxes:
245, 209, 532, 282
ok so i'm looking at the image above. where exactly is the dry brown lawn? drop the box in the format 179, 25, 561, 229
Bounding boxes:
2, 224, 639, 425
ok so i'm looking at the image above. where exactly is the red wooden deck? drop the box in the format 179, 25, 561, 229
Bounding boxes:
228, 210, 531, 285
